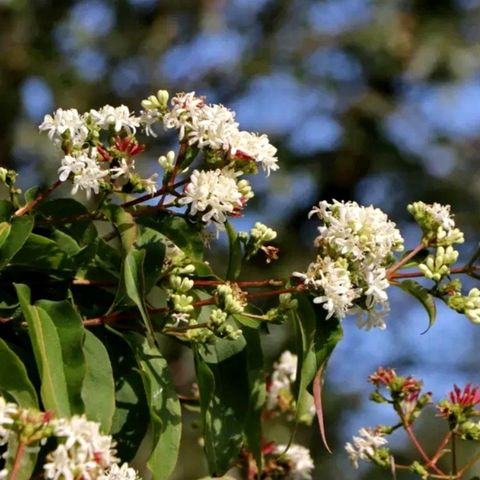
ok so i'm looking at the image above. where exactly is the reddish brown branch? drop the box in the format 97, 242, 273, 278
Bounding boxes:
14, 180, 62, 217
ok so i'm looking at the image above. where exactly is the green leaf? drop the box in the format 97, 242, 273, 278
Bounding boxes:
397, 280, 437, 333
81, 331, 116, 432
104, 204, 137, 253
225, 221, 242, 281
0, 216, 33, 269
233, 313, 261, 329
136, 226, 166, 293
51, 229, 81, 257
10, 233, 74, 272
198, 334, 247, 364
242, 327, 265, 473
0, 200, 14, 221
109, 332, 149, 460
294, 293, 343, 452
15, 284, 70, 417
4, 437, 38, 480
123, 332, 182, 480
137, 213, 203, 261
0, 338, 38, 408
36, 299, 86, 415
0, 222, 11, 249
195, 347, 250, 475
124, 247, 156, 345
24, 186, 42, 204
39, 198, 97, 246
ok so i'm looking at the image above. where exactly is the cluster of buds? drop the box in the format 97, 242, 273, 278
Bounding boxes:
0, 397, 138, 480
437, 384, 480, 434
448, 288, 480, 324
347, 369, 480, 476
215, 283, 246, 315
264, 293, 299, 324
407, 201, 464, 247
265, 351, 315, 424
0, 167, 21, 200
418, 245, 459, 281
240, 222, 278, 261
368, 367, 431, 423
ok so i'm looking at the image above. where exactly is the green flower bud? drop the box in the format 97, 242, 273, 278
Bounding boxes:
171, 294, 194, 313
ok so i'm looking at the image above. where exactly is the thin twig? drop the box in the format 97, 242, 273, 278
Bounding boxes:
9, 441, 26, 480
13, 180, 62, 217
386, 243, 425, 278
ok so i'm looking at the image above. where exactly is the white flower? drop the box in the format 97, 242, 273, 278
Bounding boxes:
39, 108, 89, 148
353, 302, 389, 330
295, 256, 360, 320
274, 443, 314, 480
139, 109, 161, 137
230, 130, 279, 176
141, 174, 158, 194
58, 149, 108, 199
362, 266, 389, 306
345, 427, 388, 469
109, 158, 135, 179
310, 200, 404, 263
0, 397, 17, 445
266, 351, 297, 410
178, 168, 244, 227
99, 463, 139, 480
188, 103, 238, 150
45, 415, 118, 480
163, 92, 205, 140
90, 105, 140, 134
58, 155, 86, 182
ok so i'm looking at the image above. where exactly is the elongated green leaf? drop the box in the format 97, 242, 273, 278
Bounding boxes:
0, 338, 38, 408
225, 221, 242, 281
39, 198, 97, 246
198, 333, 247, 364
294, 293, 343, 451
124, 247, 156, 345
10, 233, 74, 272
0, 222, 11, 249
51, 229, 81, 256
81, 331, 116, 432
0, 216, 33, 269
136, 226, 166, 292
15, 284, 70, 417
124, 332, 182, 480
397, 280, 437, 332
0, 200, 14, 221
195, 347, 250, 475
36, 299, 86, 415
242, 327, 265, 472
109, 332, 149, 460
104, 204, 138, 252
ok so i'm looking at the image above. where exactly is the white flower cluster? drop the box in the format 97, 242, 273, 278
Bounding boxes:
266, 350, 297, 411
39, 106, 155, 198
0, 397, 17, 445
345, 427, 388, 469
408, 201, 464, 246
44, 415, 139, 480
266, 351, 315, 420
163, 92, 279, 175
296, 200, 404, 329
178, 169, 245, 228
273, 443, 314, 480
